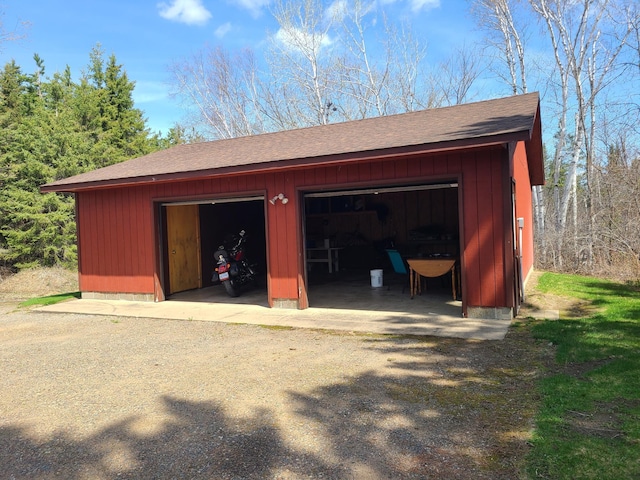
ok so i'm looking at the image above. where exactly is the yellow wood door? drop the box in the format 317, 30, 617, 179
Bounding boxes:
167, 204, 201, 294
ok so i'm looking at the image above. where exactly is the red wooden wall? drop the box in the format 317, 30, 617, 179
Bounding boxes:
513, 141, 535, 279
76, 144, 518, 311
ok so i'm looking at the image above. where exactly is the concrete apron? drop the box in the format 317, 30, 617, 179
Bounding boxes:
37, 299, 512, 341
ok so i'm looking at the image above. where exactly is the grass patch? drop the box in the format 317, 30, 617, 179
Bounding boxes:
526, 272, 640, 479
19, 291, 81, 308
257, 324, 295, 331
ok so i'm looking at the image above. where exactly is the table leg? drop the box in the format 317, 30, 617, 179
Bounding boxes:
451, 266, 456, 300
410, 268, 414, 298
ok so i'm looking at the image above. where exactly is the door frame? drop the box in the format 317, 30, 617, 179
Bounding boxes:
299, 179, 462, 310
153, 193, 266, 302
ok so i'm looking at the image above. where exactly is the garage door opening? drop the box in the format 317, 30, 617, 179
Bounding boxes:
159, 197, 268, 305
303, 183, 462, 315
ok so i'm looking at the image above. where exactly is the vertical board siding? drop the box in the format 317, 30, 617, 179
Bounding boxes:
406, 156, 422, 178
78, 188, 154, 293
266, 173, 284, 299
447, 153, 462, 175
77, 146, 512, 310
460, 148, 506, 308
382, 158, 395, 179
476, 153, 496, 307
285, 172, 302, 299
462, 153, 482, 307
513, 141, 535, 277
133, 187, 145, 276
491, 153, 507, 306
485, 154, 499, 306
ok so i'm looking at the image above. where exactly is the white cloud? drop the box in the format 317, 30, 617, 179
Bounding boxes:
215, 22, 233, 38
377, 0, 440, 12
158, 0, 212, 26
326, 0, 348, 21
231, 0, 271, 18
275, 27, 333, 53
409, 0, 440, 12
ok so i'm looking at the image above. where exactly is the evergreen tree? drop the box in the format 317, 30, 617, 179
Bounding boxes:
0, 47, 163, 269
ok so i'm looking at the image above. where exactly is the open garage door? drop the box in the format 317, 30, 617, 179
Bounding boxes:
302, 182, 462, 315
159, 196, 267, 304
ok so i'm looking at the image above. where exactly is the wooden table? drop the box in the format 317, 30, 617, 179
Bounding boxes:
407, 258, 457, 300
306, 247, 343, 273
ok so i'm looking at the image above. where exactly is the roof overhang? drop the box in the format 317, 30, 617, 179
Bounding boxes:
41, 135, 527, 194
526, 103, 545, 186
41, 93, 545, 194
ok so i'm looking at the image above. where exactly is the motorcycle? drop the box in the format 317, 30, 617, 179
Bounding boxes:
211, 229, 257, 297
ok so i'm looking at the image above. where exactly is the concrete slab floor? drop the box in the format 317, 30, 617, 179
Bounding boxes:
37, 273, 512, 340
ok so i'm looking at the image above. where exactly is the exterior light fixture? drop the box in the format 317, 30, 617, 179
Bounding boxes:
269, 193, 288, 205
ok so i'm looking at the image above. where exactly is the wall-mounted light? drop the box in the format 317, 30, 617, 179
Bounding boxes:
269, 193, 289, 205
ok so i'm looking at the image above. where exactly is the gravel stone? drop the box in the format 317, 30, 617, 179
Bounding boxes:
0, 269, 552, 479
0, 300, 550, 479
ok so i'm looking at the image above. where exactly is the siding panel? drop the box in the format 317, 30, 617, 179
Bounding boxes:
75, 145, 515, 312
513, 141, 535, 276
462, 153, 482, 307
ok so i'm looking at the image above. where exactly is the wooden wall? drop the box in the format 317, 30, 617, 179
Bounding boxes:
76, 144, 516, 310
459, 147, 510, 309
513, 140, 535, 278
305, 189, 459, 245
77, 185, 155, 294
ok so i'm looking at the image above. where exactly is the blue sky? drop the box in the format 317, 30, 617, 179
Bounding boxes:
1, 0, 479, 134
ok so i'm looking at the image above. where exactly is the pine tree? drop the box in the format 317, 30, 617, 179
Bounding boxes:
0, 47, 161, 269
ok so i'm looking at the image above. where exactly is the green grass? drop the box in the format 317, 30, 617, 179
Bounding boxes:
526, 273, 640, 479
19, 291, 81, 308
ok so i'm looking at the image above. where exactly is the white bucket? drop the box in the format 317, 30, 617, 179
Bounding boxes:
370, 269, 383, 288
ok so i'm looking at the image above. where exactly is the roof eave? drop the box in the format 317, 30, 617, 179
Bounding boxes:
525, 103, 545, 186
40, 130, 533, 194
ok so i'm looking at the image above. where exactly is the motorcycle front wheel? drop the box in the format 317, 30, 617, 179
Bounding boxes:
222, 279, 240, 298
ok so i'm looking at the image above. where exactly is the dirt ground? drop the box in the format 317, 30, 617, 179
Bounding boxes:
0, 269, 557, 479
0, 267, 80, 301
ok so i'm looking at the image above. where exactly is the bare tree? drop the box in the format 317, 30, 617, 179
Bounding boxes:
472, 0, 546, 255
331, 1, 435, 118
530, 0, 636, 268
169, 0, 440, 136
331, 0, 390, 119
383, 19, 434, 111
168, 46, 265, 139
437, 42, 482, 105
472, 0, 528, 94
0, 9, 29, 53
266, 0, 339, 127
471, 0, 640, 276
593, 140, 640, 280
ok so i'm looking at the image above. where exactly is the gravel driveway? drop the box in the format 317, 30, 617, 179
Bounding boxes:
0, 300, 548, 479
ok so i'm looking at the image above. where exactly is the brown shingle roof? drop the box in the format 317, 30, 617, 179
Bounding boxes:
41, 92, 543, 192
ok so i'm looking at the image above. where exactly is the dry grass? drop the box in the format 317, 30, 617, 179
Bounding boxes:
0, 267, 78, 300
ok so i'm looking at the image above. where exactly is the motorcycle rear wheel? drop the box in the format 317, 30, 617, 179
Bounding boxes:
223, 279, 240, 297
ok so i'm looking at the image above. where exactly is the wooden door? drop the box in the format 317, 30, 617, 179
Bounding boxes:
166, 204, 201, 294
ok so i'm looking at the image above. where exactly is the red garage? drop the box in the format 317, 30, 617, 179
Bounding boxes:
41, 93, 543, 320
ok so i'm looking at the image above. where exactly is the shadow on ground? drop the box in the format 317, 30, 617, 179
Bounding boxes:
0, 326, 547, 480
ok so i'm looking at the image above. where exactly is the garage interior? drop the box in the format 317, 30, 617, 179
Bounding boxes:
303, 183, 462, 315
161, 198, 268, 300
165, 183, 463, 317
